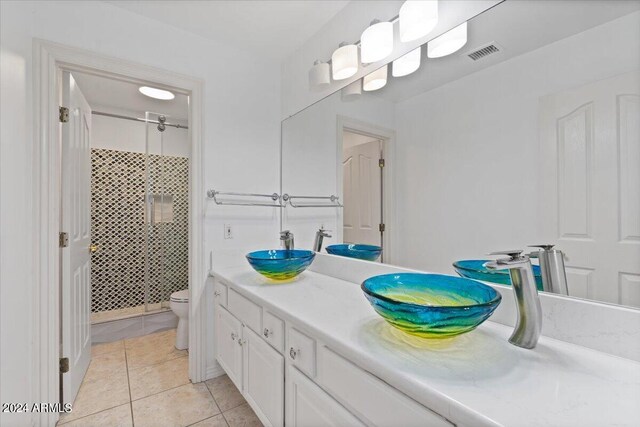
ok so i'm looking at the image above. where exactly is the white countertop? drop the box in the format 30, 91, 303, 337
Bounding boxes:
210, 255, 640, 427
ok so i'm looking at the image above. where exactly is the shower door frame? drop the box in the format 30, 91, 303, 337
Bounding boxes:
32, 39, 206, 426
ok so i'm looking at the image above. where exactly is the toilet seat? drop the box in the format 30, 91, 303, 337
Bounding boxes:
170, 289, 189, 303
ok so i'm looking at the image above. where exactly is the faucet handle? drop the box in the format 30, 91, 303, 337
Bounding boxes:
488, 250, 524, 260
528, 244, 555, 251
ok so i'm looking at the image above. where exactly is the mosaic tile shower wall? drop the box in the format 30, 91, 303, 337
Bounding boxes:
91, 148, 189, 313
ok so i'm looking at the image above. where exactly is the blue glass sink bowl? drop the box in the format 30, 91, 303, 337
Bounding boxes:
361, 273, 502, 338
246, 250, 315, 280
325, 244, 382, 261
453, 260, 544, 291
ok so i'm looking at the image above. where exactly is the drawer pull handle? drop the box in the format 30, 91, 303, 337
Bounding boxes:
289, 347, 298, 360
214, 290, 221, 297
231, 333, 237, 341
263, 328, 271, 338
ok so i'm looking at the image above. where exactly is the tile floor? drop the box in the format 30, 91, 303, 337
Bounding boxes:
57, 329, 262, 427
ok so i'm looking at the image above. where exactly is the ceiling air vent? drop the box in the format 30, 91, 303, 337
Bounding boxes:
466, 42, 502, 61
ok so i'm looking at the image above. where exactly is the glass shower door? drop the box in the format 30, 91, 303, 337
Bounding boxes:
145, 112, 189, 312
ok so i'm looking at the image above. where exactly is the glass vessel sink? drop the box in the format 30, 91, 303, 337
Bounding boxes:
326, 244, 382, 261
361, 273, 501, 338
246, 249, 315, 280
453, 259, 543, 291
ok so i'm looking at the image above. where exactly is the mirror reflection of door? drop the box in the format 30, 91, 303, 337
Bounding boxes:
539, 71, 640, 307
342, 130, 383, 249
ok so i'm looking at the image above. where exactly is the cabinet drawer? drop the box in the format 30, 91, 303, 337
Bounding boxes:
263, 311, 284, 353
287, 328, 316, 377
213, 280, 228, 307
228, 288, 262, 333
318, 346, 453, 427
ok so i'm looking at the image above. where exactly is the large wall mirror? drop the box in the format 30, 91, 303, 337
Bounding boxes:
281, 0, 640, 309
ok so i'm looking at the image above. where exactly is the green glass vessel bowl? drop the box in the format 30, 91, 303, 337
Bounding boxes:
361, 273, 502, 338
453, 260, 544, 291
246, 249, 315, 280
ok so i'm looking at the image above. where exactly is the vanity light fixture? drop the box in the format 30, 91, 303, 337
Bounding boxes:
427, 21, 468, 58
308, 60, 331, 90
399, 0, 438, 43
138, 86, 175, 100
392, 47, 421, 77
361, 19, 394, 64
332, 43, 359, 80
341, 79, 362, 101
363, 65, 388, 91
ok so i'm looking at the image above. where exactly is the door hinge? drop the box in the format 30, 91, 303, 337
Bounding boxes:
59, 232, 69, 248
379, 223, 386, 232
379, 158, 385, 168
60, 357, 69, 374
59, 106, 69, 123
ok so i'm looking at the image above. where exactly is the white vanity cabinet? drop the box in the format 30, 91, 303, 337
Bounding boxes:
286, 365, 365, 427
213, 278, 454, 427
214, 284, 284, 427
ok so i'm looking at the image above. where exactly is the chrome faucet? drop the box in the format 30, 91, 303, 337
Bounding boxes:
528, 244, 569, 295
280, 230, 294, 250
484, 250, 542, 349
313, 227, 332, 252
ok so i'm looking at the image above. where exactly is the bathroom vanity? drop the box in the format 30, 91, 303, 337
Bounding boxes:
210, 253, 640, 427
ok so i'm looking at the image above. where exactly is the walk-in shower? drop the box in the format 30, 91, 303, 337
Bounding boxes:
90, 111, 189, 323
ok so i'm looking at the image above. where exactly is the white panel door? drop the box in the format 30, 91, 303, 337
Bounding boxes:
216, 306, 244, 390
539, 71, 640, 306
286, 365, 364, 427
343, 140, 381, 246
61, 72, 92, 404
243, 327, 284, 427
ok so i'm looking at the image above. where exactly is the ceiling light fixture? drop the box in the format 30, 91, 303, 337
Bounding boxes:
363, 65, 388, 91
427, 21, 468, 58
392, 47, 421, 77
361, 19, 394, 64
332, 42, 359, 80
139, 86, 175, 100
308, 60, 331, 90
399, 0, 438, 43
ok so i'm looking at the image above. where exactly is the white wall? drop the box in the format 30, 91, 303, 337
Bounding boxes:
394, 11, 640, 275
0, 2, 280, 424
280, 0, 500, 118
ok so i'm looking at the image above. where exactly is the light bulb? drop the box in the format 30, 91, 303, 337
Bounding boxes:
363, 65, 388, 91
361, 20, 393, 64
427, 21, 467, 58
332, 43, 358, 80
392, 47, 421, 77
399, 0, 438, 43
308, 60, 330, 91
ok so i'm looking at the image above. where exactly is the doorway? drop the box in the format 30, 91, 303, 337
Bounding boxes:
59, 70, 191, 404
342, 130, 384, 246
32, 42, 205, 425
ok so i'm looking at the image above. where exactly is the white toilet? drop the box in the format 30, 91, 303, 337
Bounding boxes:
170, 289, 189, 350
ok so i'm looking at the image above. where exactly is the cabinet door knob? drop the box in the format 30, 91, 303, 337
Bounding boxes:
263, 328, 271, 338
238, 339, 245, 347
289, 347, 298, 360
214, 290, 221, 297
231, 333, 237, 341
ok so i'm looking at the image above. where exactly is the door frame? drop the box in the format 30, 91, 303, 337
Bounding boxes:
32, 39, 205, 426
336, 116, 396, 264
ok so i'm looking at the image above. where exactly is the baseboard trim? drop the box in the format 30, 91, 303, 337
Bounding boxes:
205, 360, 225, 381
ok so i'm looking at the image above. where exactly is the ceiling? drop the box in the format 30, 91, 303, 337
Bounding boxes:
104, 0, 350, 60
72, 72, 189, 121
366, 0, 640, 103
